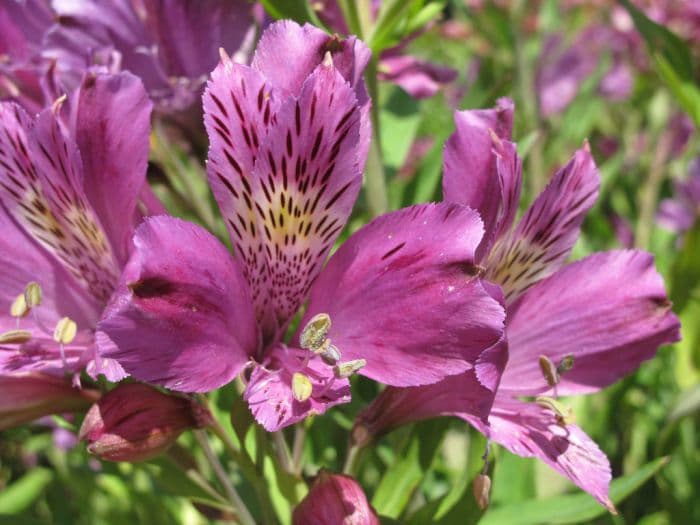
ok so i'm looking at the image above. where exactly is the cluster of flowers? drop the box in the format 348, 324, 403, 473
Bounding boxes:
0, 1, 682, 521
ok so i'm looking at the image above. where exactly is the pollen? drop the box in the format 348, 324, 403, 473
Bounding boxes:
300, 313, 331, 350
292, 372, 313, 402
53, 317, 77, 345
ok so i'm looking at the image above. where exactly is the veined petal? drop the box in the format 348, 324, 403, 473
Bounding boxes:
99, 216, 258, 392
302, 203, 506, 387
487, 146, 599, 304
443, 98, 520, 259
0, 102, 120, 305
465, 396, 614, 511
73, 71, 153, 265
501, 250, 680, 396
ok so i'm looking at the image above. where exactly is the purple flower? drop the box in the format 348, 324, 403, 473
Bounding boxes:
658, 156, 700, 234
98, 21, 505, 431
356, 98, 680, 508
0, 71, 160, 383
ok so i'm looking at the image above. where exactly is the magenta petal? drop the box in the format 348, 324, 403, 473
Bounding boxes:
99, 216, 258, 392
500, 250, 680, 396
466, 397, 614, 511
443, 98, 521, 259
302, 203, 505, 387
244, 346, 350, 432
487, 146, 599, 303
73, 71, 153, 265
378, 54, 457, 99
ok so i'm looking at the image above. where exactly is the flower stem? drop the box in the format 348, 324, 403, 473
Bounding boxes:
194, 430, 257, 525
291, 425, 306, 475
272, 431, 293, 473
342, 442, 363, 476
364, 57, 389, 217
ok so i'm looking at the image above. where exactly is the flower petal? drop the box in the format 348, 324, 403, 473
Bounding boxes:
302, 203, 505, 387
465, 396, 614, 511
500, 250, 680, 396
378, 54, 457, 99
487, 146, 599, 303
73, 71, 153, 265
244, 345, 350, 432
99, 216, 258, 392
442, 98, 521, 259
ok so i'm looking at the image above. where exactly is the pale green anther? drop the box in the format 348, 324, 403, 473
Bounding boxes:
557, 354, 575, 374
24, 282, 42, 308
334, 359, 366, 379
300, 313, 331, 350
291, 372, 313, 402
538, 355, 559, 387
0, 329, 32, 344
53, 317, 77, 345
535, 396, 574, 426
10, 293, 29, 318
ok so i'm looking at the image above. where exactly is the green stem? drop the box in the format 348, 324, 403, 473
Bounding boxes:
194, 430, 257, 525
272, 431, 293, 473
635, 130, 672, 249
342, 442, 363, 476
364, 57, 389, 217
291, 425, 306, 475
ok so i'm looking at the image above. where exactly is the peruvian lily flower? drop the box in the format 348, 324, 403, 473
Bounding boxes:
43, 0, 259, 115
355, 98, 680, 509
658, 156, 700, 235
99, 21, 505, 432
0, 71, 160, 387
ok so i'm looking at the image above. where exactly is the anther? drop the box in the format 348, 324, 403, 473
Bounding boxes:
53, 317, 77, 345
473, 473, 491, 510
10, 293, 29, 318
291, 372, 313, 402
300, 313, 331, 350
557, 354, 574, 375
322, 51, 333, 68
535, 396, 574, 426
334, 359, 366, 379
24, 282, 42, 308
539, 355, 559, 387
0, 329, 32, 344
319, 341, 342, 366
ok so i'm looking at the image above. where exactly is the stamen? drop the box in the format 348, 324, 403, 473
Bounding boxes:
473, 473, 491, 510
538, 355, 559, 387
535, 396, 574, 426
24, 282, 42, 308
319, 341, 342, 366
54, 317, 77, 370
333, 359, 366, 379
300, 313, 331, 350
0, 329, 32, 344
291, 372, 313, 402
10, 293, 29, 319
557, 354, 575, 375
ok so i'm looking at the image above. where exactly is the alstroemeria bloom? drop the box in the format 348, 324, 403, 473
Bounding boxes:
99, 21, 505, 431
356, 98, 680, 509
0, 71, 159, 385
43, 0, 259, 115
658, 156, 700, 235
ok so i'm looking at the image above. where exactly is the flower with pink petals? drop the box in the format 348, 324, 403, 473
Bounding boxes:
99, 21, 505, 432
356, 98, 680, 509
658, 156, 700, 235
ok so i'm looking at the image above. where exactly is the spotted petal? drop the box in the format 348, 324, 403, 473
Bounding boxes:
501, 250, 680, 396
486, 146, 599, 304
98, 216, 259, 392
302, 203, 506, 387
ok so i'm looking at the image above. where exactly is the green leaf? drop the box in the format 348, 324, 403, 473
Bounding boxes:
478, 457, 669, 525
671, 223, 700, 312
0, 468, 53, 514
258, 0, 323, 26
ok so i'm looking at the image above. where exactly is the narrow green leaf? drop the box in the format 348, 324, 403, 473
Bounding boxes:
259, 0, 323, 26
0, 468, 53, 514
671, 223, 700, 312
478, 457, 669, 525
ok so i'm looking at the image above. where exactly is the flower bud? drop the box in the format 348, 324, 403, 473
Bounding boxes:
292, 470, 380, 525
79, 383, 211, 462
0, 373, 99, 430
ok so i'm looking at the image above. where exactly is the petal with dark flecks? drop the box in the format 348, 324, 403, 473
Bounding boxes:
464, 396, 615, 511
244, 345, 350, 432
74, 71, 153, 265
500, 250, 680, 396
443, 98, 520, 259
487, 146, 599, 304
99, 216, 258, 393
302, 203, 505, 387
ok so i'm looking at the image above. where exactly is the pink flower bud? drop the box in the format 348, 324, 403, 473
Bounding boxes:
79, 383, 210, 462
292, 470, 380, 525
0, 373, 99, 430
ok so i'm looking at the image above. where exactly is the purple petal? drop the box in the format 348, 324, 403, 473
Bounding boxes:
466, 396, 615, 511
442, 98, 521, 259
501, 250, 680, 396
487, 146, 599, 303
244, 345, 350, 432
0, 0, 52, 63
378, 54, 457, 99
99, 216, 258, 392
73, 71, 153, 265
657, 199, 696, 233
302, 203, 505, 387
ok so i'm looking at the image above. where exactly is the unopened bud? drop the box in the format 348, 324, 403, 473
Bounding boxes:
292, 470, 380, 525
0, 329, 32, 344
334, 359, 366, 379
24, 282, 42, 308
10, 293, 29, 317
79, 383, 210, 462
539, 355, 559, 387
300, 313, 331, 350
473, 473, 491, 510
0, 373, 98, 431
53, 317, 77, 344
291, 372, 313, 402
